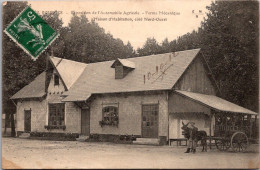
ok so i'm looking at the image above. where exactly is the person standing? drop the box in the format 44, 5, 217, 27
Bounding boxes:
184, 122, 198, 153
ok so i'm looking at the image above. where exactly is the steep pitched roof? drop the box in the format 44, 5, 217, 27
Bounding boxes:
175, 90, 257, 115
11, 71, 46, 100
62, 49, 201, 101
10, 49, 202, 101
49, 56, 87, 89
11, 57, 87, 100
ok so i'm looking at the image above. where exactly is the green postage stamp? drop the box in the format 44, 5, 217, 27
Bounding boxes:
4, 6, 59, 60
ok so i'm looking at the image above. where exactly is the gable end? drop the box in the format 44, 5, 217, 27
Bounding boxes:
173, 53, 219, 95
48, 57, 68, 91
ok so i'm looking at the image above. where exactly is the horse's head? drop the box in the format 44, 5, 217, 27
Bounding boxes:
181, 121, 190, 138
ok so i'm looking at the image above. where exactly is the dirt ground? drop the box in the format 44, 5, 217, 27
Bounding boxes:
2, 137, 259, 169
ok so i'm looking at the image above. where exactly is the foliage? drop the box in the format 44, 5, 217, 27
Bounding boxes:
2, 2, 135, 116
2, 1, 29, 136
137, 37, 161, 56
201, 1, 258, 111
3, 1, 258, 116
3, 1, 30, 115
2, 2, 66, 117
62, 15, 135, 63
136, 1, 258, 111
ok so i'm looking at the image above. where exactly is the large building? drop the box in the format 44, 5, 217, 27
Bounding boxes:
11, 49, 257, 144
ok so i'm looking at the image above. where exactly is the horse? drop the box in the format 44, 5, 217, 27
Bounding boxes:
181, 122, 208, 152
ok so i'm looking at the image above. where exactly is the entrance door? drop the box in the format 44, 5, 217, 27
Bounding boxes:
24, 110, 31, 132
142, 104, 159, 138
81, 108, 90, 136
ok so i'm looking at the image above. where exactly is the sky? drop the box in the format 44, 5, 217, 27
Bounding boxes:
29, 0, 213, 50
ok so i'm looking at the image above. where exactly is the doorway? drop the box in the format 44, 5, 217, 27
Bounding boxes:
24, 110, 31, 132
142, 104, 159, 138
81, 108, 90, 136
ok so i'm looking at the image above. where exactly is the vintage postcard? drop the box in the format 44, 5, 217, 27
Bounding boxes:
2, 0, 259, 169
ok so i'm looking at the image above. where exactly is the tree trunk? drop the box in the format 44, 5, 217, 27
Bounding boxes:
11, 113, 15, 137
4, 113, 9, 135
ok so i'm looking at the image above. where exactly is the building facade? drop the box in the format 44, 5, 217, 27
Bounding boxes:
12, 49, 257, 144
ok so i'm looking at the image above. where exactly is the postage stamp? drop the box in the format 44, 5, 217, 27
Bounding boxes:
4, 6, 59, 60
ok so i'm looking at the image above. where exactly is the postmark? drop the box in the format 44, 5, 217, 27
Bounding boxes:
4, 6, 59, 60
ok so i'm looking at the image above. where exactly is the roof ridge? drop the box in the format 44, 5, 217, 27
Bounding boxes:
50, 48, 201, 65
50, 56, 88, 65
131, 48, 201, 60
112, 48, 201, 61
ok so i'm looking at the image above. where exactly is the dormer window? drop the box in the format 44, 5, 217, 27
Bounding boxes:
54, 74, 59, 86
111, 58, 135, 79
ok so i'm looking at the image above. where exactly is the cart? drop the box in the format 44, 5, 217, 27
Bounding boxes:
210, 112, 258, 152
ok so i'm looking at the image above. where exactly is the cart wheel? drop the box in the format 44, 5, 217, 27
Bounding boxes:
216, 139, 231, 151
231, 132, 248, 152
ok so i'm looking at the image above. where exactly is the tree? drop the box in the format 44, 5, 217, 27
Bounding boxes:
3, 3, 135, 136
41, 11, 66, 58
161, 38, 171, 53
137, 37, 161, 56
200, 1, 258, 111
136, 1, 258, 112
125, 41, 135, 58
2, 2, 65, 136
61, 15, 134, 63
3, 1, 28, 136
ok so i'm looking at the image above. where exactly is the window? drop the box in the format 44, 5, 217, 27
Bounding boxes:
49, 103, 65, 126
101, 106, 118, 126
142, 104, 158, 127
54, 74, 59, 86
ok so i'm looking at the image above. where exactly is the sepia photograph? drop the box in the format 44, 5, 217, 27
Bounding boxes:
2, 0, 259, 169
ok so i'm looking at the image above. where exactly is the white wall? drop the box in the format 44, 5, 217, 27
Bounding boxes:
47, 69, 66, 94
16, 100, 81, 134
90, 92, 168, 138
168, 92, 215, 139
169, 113, 215, 139
16, 70, 81, 134
16, 100, 47, 132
